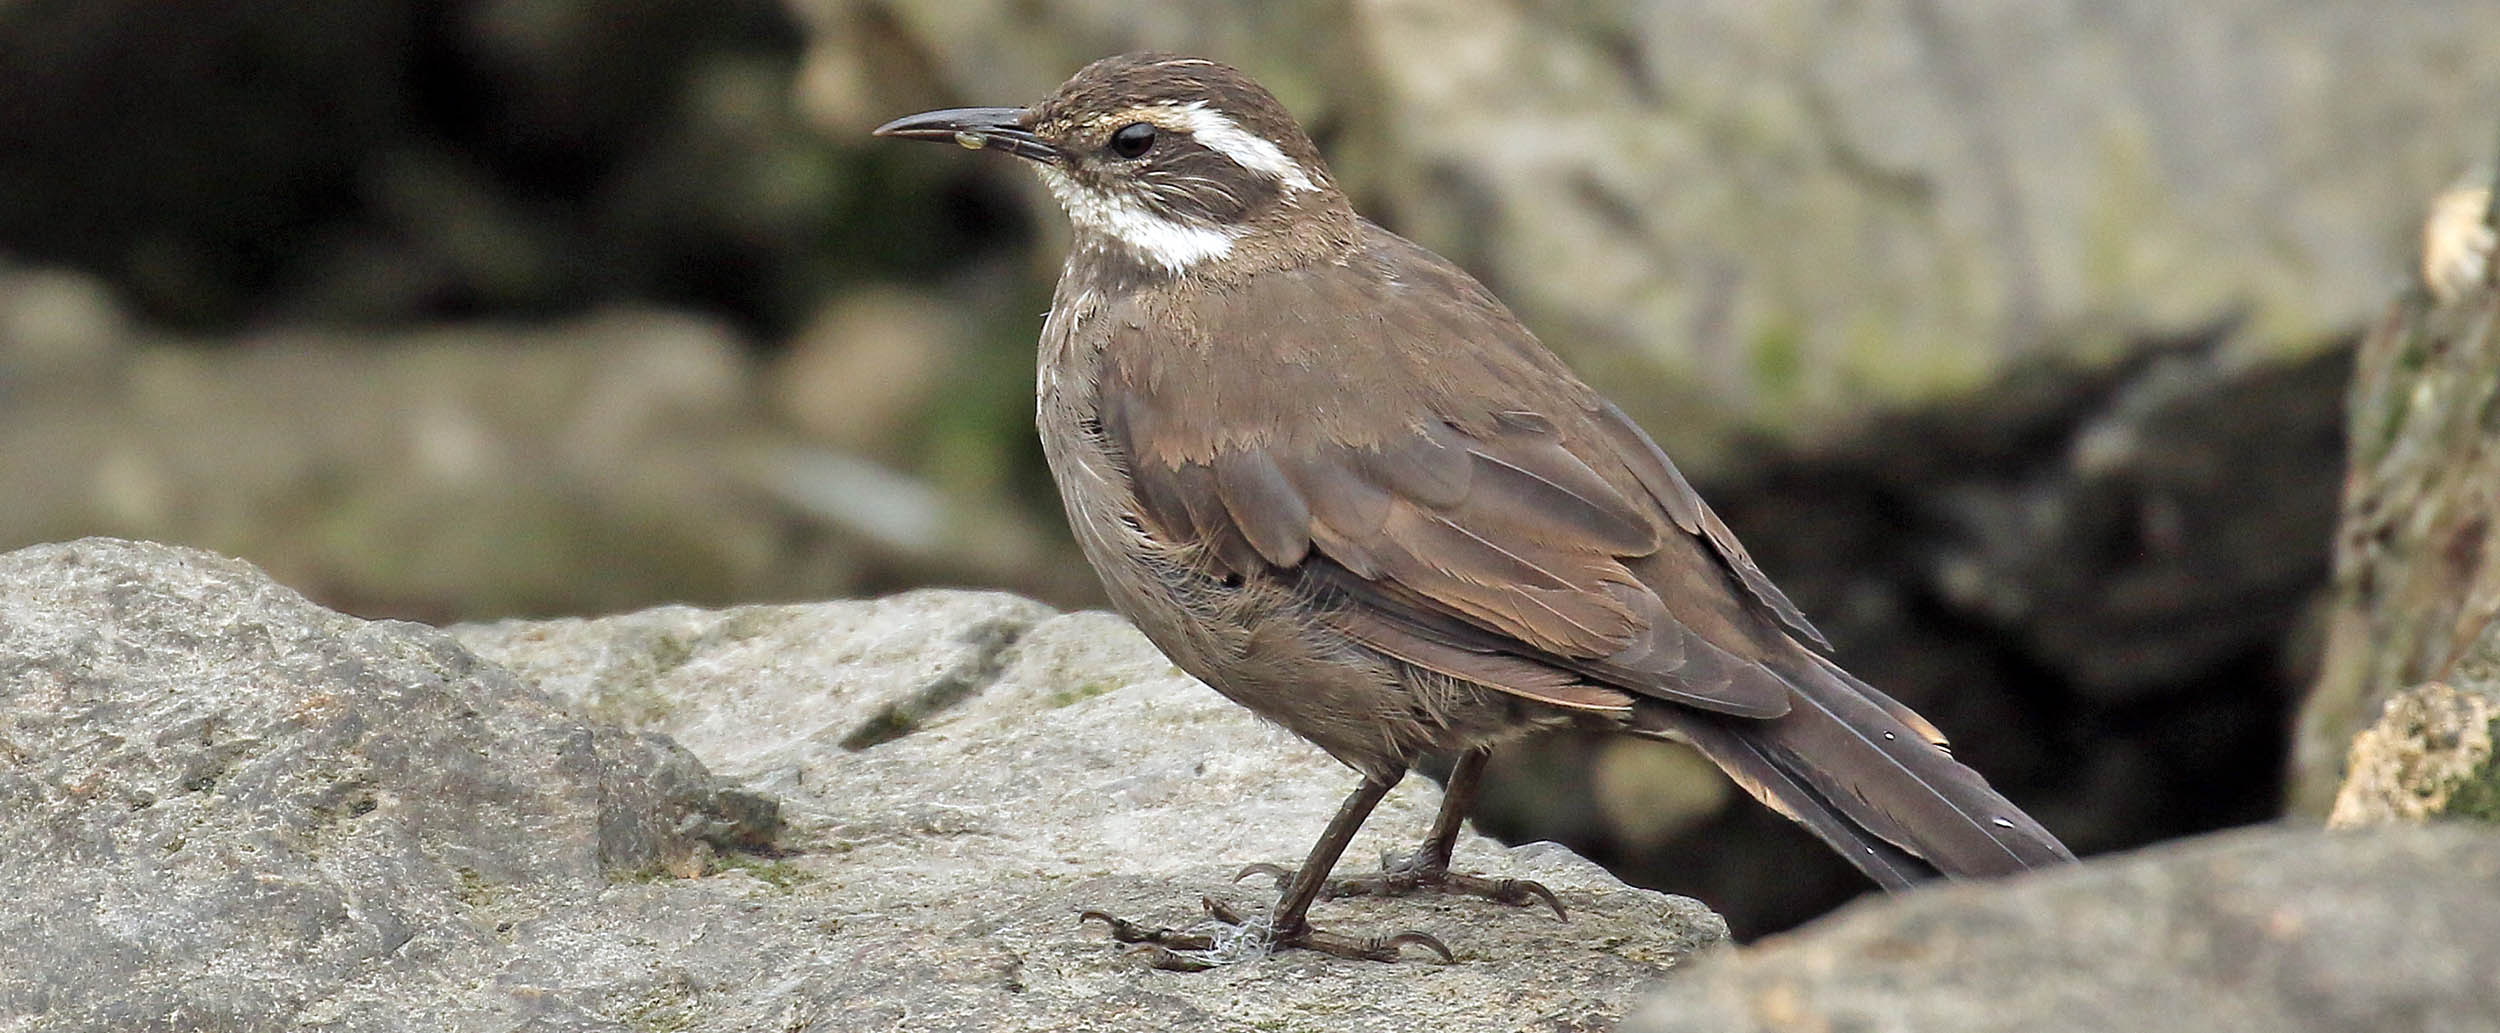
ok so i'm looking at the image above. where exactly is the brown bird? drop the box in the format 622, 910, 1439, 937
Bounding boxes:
876, 53, 2073, 967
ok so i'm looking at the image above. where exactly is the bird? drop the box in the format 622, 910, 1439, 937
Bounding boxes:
875, 52, 2073, 967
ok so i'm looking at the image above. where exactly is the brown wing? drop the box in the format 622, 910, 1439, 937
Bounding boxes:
1095, 224, 1822, 720
1591, 400, 1828, 649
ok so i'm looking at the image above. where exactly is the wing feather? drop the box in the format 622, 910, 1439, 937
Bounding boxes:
1073, 218, 2070, 882
1087, 221, 1816, 720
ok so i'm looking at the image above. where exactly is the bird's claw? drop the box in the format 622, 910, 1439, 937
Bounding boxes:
1286, 926, 1455, 964
1293, 852, 1569, 922
1198, 894, 1247, 925
1131, 945, 1219, 972
1080, 893, 1453, 968
1468, 873, 1569, 922
1078, 909, 1216, 951
1233, 861, 1293, 888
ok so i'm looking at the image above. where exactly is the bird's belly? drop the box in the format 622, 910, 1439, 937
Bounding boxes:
1034, 396, 1514, 775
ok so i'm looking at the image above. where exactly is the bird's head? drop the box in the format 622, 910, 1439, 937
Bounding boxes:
875, 53, 1353, 276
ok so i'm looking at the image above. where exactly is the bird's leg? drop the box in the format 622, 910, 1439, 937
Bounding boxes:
1242, 749, 1565, 920
1083, 768, 1451, 969
1257, 767, 1453, 962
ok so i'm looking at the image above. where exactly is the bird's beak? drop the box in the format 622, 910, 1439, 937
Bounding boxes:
872, 106, 1059, 164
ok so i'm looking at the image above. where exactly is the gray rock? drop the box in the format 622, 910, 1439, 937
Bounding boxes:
451, 596, 1727, 1031
826, 0, 2500, 426
2294, 245, 2500, 814
0, 539, 1724, 1032
0, 310, 782, 621
0, 306, 1093, 623
0, 538, 774, 1032
1624, 823, 2500, 1033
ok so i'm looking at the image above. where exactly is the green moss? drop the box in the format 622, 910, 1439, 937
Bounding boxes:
611, 862, 676, 884
454, 866, 494, 907
716, 853, 814, 892
2439, 715, 2500, 823
1832, 311, 1992, 404
622, 990, 699, 1033
1747, 319, 1806, 399
1046, 678, 1121, 708
649, 622, 714, 672
607, 843, 816, 891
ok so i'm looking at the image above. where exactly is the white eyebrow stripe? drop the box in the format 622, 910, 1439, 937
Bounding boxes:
1154, 101, 1315, 193
1035, 165, 1239, 273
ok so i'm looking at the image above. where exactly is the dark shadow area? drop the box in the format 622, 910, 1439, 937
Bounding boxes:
1468, 334, 2349, 936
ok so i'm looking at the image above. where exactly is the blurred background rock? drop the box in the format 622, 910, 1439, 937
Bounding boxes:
2, 0, 2495, 937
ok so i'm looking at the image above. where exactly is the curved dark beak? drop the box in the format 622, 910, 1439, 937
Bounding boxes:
872, 106, 1058, 164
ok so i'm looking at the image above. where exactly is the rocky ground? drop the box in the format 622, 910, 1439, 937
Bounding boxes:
1625, 822, 2500, 1033
5, 538, 2495, 1032
0, 539, 1721, 1032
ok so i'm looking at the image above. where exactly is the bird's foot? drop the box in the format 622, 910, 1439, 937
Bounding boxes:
1076, 904, 1223, 971
1237, 853, 1567, 921
1080, 896, 1452, 971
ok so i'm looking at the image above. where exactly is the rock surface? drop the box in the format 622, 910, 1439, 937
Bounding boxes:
2296, 217, 2500, 814
0, 539, 777, 1031
827, 0, 2500, 423
0, 539, 1724, 1032
9, 1, 2493, 423
1624, 822, 2500, 1033
0, 286, 1090, 623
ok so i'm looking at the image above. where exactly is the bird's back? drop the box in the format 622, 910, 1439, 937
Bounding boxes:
1047, 218, 2072, 881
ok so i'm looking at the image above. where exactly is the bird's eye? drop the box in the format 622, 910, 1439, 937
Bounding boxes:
1108, 122, 1157, 159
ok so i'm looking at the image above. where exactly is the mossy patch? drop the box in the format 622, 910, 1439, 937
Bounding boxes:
1747, 319, 1806, 400
454, 866, 494, 907
1046, 678, 1121, 708
622, 989, 699, 1033
612, 862, 677, 884
715, 853, 815, 892
2441, 714, 2500, 823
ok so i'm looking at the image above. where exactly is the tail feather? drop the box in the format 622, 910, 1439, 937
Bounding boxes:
1668, 720, 1938, 889
1635, 645, 2073, 887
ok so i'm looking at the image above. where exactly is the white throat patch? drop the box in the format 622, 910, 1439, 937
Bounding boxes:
1035, 165, 1240, 274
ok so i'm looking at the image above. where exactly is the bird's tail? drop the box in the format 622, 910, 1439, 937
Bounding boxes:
1633, 647, 2073, 889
